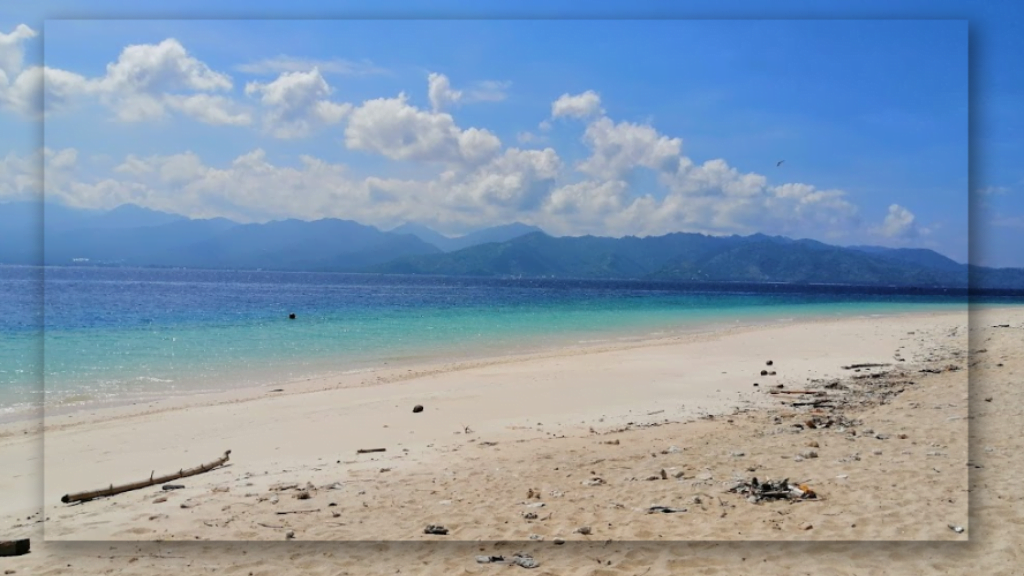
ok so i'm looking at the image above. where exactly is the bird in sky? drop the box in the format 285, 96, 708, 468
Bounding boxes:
776, 160, 785, 167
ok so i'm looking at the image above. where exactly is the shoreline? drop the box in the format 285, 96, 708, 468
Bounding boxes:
0, 305, 992, 544
0, 305, 966, 436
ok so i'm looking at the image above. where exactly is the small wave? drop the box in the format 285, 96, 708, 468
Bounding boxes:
135, 376, 174, 383
340, 367, 378, 375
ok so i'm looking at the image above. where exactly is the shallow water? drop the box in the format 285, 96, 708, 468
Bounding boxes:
0, 265, 1006, 420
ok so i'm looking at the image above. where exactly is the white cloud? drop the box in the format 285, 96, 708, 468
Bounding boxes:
91, 38, 245, 124
551, 90, 603, 119
427, 72, 462, 112
0, 24, 35, 79
578, 116, 683, 179
29, 68, 930, 250
235, 56, 388, 76
345, 92, 501, 166
427, 74, 510, 111
2, 32, 250, 125
245, 68, 351, 138
0, 149, 42, 200
975, 185, 1009, 196
872, 204, 922, 239
0, 24, 55, 118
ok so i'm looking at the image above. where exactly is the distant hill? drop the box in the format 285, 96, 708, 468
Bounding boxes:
372, 231, 976, 288
2, 202, 441, 271
1, 201, 1021, 289
389, 221, 544, 252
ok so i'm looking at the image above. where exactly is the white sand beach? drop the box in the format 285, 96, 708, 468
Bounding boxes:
2, 306, 1021, 574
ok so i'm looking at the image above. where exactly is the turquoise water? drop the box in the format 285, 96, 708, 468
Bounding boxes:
0, 265, 992, 421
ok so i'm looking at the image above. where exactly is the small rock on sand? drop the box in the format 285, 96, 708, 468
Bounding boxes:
412, 405, 424, 413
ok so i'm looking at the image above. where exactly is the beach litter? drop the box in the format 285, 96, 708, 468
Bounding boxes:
727, 477, 818, 503
424, 524, 449, 535
647, 506, 687, 514
476, 553, 539, 569
948, 524, 965, 534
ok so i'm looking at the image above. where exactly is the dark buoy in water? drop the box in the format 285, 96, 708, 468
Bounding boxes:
412, 405, 424, 413
289, 313, 296, 320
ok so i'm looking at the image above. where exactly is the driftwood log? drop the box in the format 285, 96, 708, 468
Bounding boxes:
0, 538, 30, 557
356, 448, 386, 454
61, 450, 231, 504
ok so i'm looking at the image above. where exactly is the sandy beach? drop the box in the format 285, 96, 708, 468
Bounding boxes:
3, 305, 1023, 574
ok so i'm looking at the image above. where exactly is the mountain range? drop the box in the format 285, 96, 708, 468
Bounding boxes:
0, 201, 1020, 289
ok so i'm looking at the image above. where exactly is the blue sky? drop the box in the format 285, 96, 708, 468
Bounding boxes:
0, 0, 1019, 267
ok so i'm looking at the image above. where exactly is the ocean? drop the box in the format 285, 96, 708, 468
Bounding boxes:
0, 265, 1013, 422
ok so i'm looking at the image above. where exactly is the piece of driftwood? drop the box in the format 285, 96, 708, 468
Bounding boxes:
356, 448, 386, 454
769, 390, 824, 395
0, 538, 30, 557
841, 363, 891, 370
61, 450, 231, 504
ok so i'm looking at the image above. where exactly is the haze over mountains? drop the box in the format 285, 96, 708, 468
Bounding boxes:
1, 201, 1021, 289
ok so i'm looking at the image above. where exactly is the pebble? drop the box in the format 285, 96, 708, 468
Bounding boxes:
800, 523, 813, 530
574, 526, 592, 535
412, 405, 424, 413
799, 450, 818, 459
285, 530, 295, 539
553, 537, 566, 545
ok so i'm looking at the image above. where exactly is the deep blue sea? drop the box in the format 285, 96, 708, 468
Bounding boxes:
1, 265, 1018, 421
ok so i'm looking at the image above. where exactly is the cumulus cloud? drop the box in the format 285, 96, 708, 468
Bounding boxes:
0, 24, 35, 79
427, 74, 509, 111
551, 90, 603, 119
2, 29, 250, 125
345, 92, 501, 166
245, 68, 351, 138
578, 117, 683, 179
0, 24, 50, 118
427, 72, 462, 112
0, 149, 42, 200
872, 204, 922, 238
30, 65, 923, 248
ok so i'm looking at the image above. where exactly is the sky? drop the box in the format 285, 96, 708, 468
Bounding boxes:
0, 1, 1019, 268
